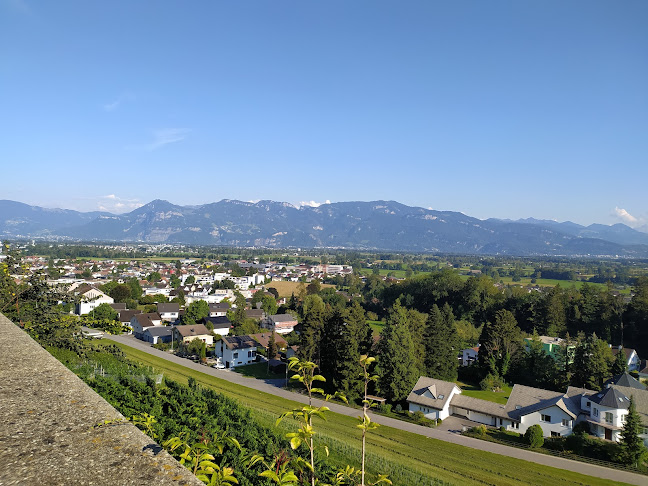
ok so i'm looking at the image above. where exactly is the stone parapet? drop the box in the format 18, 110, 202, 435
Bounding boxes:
0, 313, 202, 486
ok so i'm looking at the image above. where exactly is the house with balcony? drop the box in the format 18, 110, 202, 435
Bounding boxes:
214, 335, 260, 368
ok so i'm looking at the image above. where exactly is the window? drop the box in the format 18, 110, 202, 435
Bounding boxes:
511, 422, 519, 430
562, 419, 570, 427
551, 431, 561, 437
605, 412, 613, 424
621, 414, 626, 424
233, 352, 239, 358
541, 414, 551, 423
593, 408, 599, 417
585, 401, 591, 408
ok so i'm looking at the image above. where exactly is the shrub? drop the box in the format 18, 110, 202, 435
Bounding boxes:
499, 426, 506, 432
437, 418, 442, 426
572, 421, 590, 435
394, 404, 403, 413
471, 425, 487, 436
524, 424, 544, 448
378, 403, 392, 414
479, 373, 505, 391
412, 411, 425, 422
152, 341, 171, 351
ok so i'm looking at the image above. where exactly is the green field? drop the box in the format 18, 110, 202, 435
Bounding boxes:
456, 381, 512, 405
367, 320, 385, 336
112, 342, 628, 486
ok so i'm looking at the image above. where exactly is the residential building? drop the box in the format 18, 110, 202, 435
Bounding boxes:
214, 335, 260, 368
201, 316, 231, 336
261, 314, 298, 334
524, 335, 575, 363
157, 303, 180, 322
611, 346, 641, 372
173, 324, 214, 346
461, 346, 479, 366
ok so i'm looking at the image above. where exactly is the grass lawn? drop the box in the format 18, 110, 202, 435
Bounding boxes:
367, 320, 385, 336
231, 361, 283, 381
110, 341, 628, 486
456, 380, 512, 405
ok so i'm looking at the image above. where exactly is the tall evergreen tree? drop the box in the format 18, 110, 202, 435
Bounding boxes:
424, 303, 459, 381
611, 347, 628, 376
376, 301, 420, 403
478, 309, 521, 378
620, 396, 648, 466
298, 294, 327, 364
571, 333, 613, 389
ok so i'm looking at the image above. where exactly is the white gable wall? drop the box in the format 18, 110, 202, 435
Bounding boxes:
518, 405, 574, 437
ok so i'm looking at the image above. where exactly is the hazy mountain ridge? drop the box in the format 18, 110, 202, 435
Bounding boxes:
1, 199, 647, 256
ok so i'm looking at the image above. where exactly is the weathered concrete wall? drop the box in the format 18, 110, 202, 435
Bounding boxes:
0, 313, 202, 486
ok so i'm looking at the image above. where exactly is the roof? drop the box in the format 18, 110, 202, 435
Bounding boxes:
450, 394, 509, 419
221, 335, 261, 350
109, 303, 127, 310
604, 373, 645, 390
611, 385, 648, 424
132, 314, 156, 328
587, 387, 631, 410
157, 303, 179, 313
249, 332, 287, 348
245, 309, 265, 319
118, 309, 142, 322
269, 314, 298, 323
406, 377, 460, 411
143, 326, 173, 337
202, 316, 231, 327
505, 384, 580, 421
565, 386, 597, 399
209, 302, 230, 310
611, 347, 637, 361
174, 324, 211, 337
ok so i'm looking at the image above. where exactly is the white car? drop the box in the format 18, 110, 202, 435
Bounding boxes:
212, 362, 225, 369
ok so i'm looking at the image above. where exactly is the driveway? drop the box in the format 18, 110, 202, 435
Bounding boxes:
104, 334, 647, 486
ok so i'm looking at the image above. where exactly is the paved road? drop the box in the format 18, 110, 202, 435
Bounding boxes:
105, 334, 647, 486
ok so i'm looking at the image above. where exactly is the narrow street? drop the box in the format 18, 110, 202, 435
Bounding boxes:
105, 334, 647, 486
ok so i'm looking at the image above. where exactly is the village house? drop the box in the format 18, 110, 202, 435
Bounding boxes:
130, 313, 163, 338
407, 372, 648, 445
74, 285, 114, 315
173, 324, 214, 346
157, 302, 180, 322
214, 335, 260, 368
261, 314, 299, 334
201, 316, 231, 336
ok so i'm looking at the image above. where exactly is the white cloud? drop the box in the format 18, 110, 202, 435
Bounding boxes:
613, 207, 639, 226
297, 200, 331, 208
96, 195, 143, 213
128, 128, 191, 151
612, 207, 648, 230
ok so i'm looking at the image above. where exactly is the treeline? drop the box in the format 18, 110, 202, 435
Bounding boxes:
377, 270, 648, 355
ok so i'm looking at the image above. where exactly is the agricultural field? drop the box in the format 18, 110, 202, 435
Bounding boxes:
112, 342, 628, 486
266, 280, 334, 298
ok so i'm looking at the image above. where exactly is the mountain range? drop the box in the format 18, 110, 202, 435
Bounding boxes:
1, 199, 648, 257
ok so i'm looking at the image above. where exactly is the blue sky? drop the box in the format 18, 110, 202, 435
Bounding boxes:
1, 1, 647, 228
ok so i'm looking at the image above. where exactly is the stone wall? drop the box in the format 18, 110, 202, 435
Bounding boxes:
0, 313, 202, 486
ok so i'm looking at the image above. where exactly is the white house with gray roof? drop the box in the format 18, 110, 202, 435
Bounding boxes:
214, 335, 260, 369
408, 375, 648, 443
